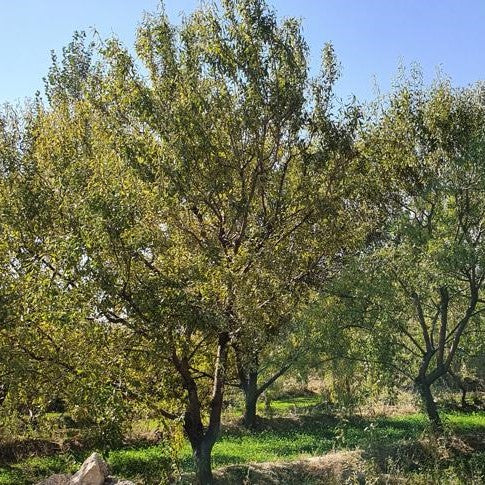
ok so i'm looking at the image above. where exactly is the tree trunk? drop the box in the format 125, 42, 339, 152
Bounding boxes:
193, 440, 214, 485
416, 380, 442, 431
233, 344, 294, 429
243, 371, 259, 429
234, 347, 262, 430
175, 332, 231, 484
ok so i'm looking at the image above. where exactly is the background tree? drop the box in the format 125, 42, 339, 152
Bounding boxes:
312, 78, 485, 429
0, 103, 153, 445
446, 317, 485, 407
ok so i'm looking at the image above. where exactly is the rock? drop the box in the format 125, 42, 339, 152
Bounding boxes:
69, 452, 109, 485
36, 453, 135, 485
37, 474, 71, 485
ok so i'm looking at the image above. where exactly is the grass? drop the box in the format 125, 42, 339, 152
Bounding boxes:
108, 446, 174, 482
256, 396, 321, 413
0, 397, 483, 484
0, 455, 78, 485
180, 411, 485, 470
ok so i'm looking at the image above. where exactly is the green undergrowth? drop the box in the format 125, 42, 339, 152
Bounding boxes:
0, 398, 484, 484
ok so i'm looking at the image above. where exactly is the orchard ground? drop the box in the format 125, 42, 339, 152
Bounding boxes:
0, 390, 484, 484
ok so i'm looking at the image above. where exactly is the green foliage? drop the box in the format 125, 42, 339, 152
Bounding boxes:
1, 4, 371, 476
1, 0, 485, 480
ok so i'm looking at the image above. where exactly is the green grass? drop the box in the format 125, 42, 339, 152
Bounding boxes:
186, 411, 484, 470
0, 455, 78, 485
221, 394, 319, 420
108, 446, 174, 481
445, 411, 485, 430
0, 402, 484, 484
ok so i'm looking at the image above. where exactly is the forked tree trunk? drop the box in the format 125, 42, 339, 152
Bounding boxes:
192, 440, 214, 485
410, 286, 479, 434
175, 332, 231, 484
235, 348, 293, 430
184, 411, 217, 485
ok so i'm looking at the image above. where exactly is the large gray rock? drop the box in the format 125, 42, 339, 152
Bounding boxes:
69, 452, 109, 485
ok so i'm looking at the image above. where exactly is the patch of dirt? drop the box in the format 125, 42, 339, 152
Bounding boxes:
176, 451, 368, 484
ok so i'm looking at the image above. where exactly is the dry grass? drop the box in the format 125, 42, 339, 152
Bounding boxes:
212, 450, 365, 484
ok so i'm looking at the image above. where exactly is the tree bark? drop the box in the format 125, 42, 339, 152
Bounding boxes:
415, 379, 442, 431
238, 362, 293, 429
234, 345, 294, 429
234, 347, 261, 429
175, 332, 230, 484
242, 371, 259, 429
192, 440, 214, 485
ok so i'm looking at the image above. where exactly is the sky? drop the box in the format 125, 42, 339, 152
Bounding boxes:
1, 0, 484, 105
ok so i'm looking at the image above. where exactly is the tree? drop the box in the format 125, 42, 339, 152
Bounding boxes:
135, 0, 371, 430
0, 105, 149, 444
316, 79, 485, 429
4, 1, 371, 481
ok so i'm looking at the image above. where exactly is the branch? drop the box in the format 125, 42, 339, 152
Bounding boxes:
436, 286, 449, 366
338, 354, 414, 380
257, 362, 292, 396
412, 292, 433, 352
445, 287, 479, 369
158, 408, 180, 421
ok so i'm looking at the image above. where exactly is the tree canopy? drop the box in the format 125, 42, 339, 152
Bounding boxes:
1, 2, 484, 484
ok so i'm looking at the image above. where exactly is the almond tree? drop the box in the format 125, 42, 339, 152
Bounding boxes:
5, 1, 369, 482
132, 0, 369, 430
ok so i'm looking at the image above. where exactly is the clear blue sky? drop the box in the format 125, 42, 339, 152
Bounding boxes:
1, 0, 484, 105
